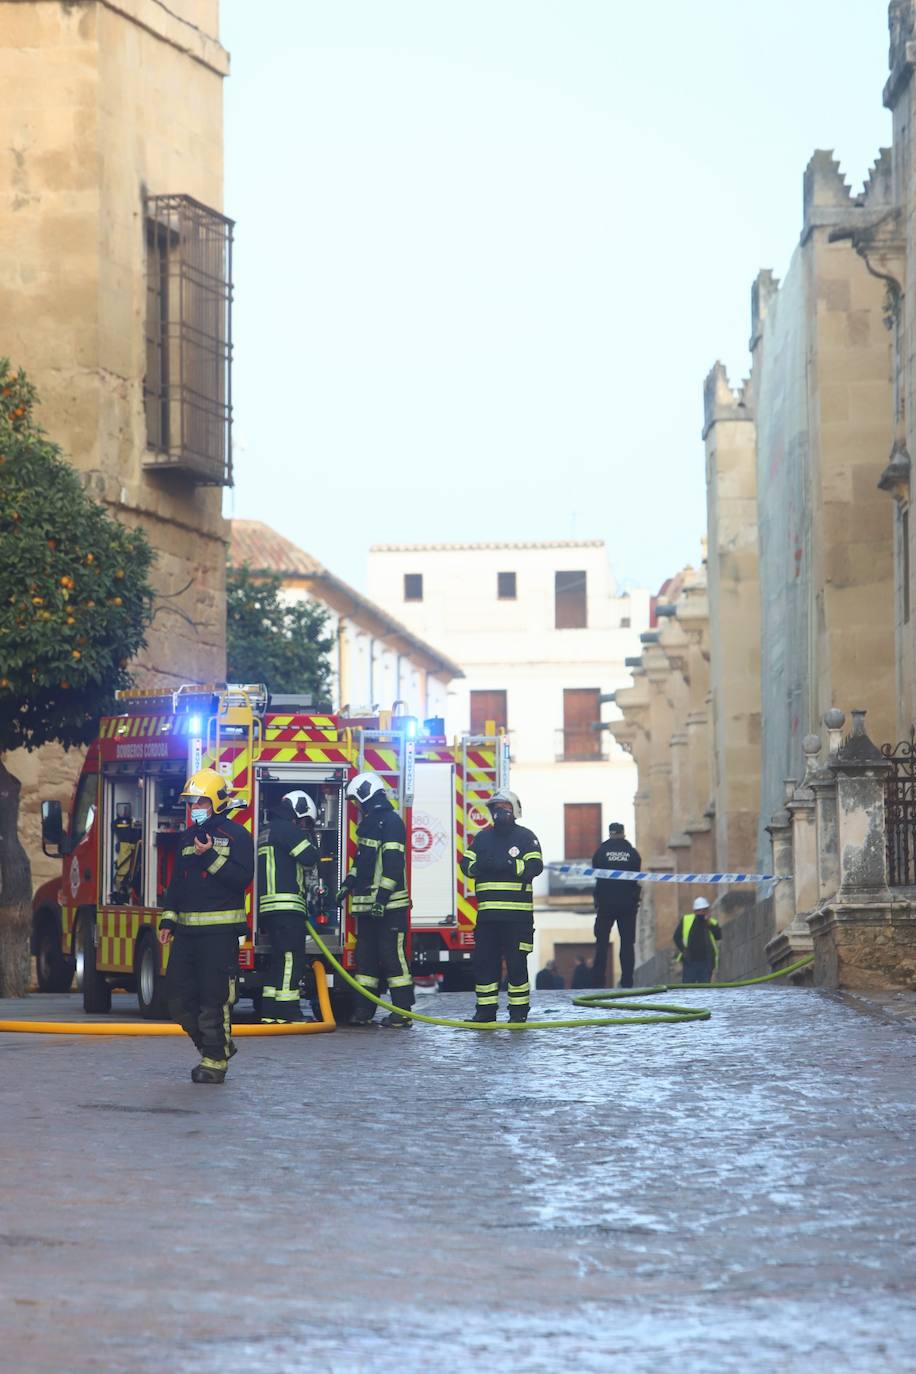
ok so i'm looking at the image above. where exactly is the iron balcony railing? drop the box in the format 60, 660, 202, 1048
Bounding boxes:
143, 194, 234, 486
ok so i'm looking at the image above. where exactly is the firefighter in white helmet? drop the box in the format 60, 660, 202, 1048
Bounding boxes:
459, 788, 543, 1023
673, 896, 721, 983
335, 772, 414, 1028
159, 768, 254, 1084
257, 790, 320, 1022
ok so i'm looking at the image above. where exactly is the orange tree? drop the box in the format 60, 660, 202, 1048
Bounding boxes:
0, 360, 154, 996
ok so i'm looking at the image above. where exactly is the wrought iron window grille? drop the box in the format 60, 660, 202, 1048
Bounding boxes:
144, 194, 234, 486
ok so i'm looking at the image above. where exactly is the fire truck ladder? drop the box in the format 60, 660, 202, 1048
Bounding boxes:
208, 684, 266, 808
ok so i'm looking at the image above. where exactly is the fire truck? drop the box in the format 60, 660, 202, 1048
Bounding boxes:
31, 683, 508, 1018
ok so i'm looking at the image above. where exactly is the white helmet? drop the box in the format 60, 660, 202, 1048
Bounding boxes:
487, 788, 521, 820
346, 772, 388, 808
693, 896, 711, 911
282, 790, 317, 823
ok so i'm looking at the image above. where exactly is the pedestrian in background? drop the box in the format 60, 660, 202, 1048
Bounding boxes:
591, 821, 641, 988
535, 959, 564, 990
571, 956, 592, 989
673, 896, 721, 983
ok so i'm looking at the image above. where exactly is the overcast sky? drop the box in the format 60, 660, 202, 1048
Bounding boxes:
221, 1, 890, 596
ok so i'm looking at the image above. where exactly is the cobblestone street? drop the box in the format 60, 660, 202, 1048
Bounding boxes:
3, 984, 916, 1374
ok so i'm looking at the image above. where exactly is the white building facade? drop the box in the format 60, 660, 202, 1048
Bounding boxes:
230, 522, 461, 720
367, 541, 650, 977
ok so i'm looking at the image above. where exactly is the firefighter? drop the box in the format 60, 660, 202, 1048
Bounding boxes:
335, 772, 414, 1029
258, 790, 319, 1023
460, 788, 543, 1023
158, 768, 254, 1084
673, 896, 722, 983
591, 821, 642, 989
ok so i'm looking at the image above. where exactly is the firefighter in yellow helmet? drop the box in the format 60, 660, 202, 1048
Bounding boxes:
158, 768, 254, 1083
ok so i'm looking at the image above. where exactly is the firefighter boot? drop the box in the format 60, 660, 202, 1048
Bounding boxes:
469, 1008, 498, 1024
351, 976, 379, 1024
381, 984, 413, 1029
191, 1058, 227, 1084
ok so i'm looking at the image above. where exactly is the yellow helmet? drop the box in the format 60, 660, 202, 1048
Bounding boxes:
180, 768, 232, 814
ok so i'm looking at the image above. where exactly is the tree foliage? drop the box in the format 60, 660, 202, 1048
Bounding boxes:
227, 564, 335, 701
0, 359, 155, 752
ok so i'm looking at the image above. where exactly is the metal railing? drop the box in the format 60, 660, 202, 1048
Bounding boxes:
882, 729, 916, 886
144, 194, 234, 486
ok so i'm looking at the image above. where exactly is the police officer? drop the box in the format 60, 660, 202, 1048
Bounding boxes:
158, 768, 254, 1084
460, 788, 543, 1023
258, 790, 319, 1023
335, 772, 414, 1029
673, 896, 721, 983
591, 821, 642, 989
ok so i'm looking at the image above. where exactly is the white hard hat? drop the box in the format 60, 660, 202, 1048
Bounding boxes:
346, 772, 388, 807
282, 790, 317, 822
693, 896, 711, 911
487, 788, 521, 820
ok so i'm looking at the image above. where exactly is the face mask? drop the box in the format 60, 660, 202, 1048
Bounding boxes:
191, 807, 210, 826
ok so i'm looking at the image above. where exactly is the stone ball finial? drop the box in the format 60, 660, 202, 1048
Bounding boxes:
824, 709, 845, 730
803, 734, 821, 756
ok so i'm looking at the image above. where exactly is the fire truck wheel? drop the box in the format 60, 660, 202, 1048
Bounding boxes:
328, 987, 356, 1024
135, 931, 167, 1020
34, 913, 75, 993
77, 914, 112, 1014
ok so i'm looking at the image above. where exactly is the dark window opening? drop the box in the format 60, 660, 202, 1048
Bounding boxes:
404, 573, 423, 602
497, 571, 517, 600
144, 193, 234, 486
562, 688, 601, 760
564, 802, 602, 859
555, 570, 587, 628
470, 689, 507, 735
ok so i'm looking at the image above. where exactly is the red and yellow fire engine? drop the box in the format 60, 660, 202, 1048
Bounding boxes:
31, 683, 508, 1017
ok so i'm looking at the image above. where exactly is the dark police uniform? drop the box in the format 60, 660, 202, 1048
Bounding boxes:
341, 794, 413, 1024
257, 803, 319, 1021
161, 813, 254, 1072
591, 835, 642, 988
460, 821, 543, 1021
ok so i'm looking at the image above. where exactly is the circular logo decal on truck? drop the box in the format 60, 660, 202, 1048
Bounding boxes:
411, 812, 447, 866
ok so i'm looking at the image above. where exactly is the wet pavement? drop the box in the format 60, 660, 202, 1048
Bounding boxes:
2, 984, 916, 1374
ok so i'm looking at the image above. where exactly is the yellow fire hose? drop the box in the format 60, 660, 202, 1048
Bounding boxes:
305, 922, 816, 1030
0, 960, 336, 1036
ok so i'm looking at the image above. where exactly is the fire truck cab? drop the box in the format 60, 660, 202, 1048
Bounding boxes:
31, 683, 507, 1016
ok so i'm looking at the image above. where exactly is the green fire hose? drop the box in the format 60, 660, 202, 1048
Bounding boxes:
305, 922, 815, 1031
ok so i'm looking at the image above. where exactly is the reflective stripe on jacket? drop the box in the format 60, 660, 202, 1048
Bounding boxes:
257, 811, 319, 916
160, 814, 254, 934
460, 823, 543, 921
346, 797, 410, 912
674, 911, 721, 967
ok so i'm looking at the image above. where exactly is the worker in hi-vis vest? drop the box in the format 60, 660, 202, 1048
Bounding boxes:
673, 896, 721, 984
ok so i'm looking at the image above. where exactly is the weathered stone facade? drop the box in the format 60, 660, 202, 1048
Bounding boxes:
610, 565, 715, 961
1, 1, 230, 884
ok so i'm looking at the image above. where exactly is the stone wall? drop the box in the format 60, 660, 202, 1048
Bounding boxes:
0, 1, 231, 886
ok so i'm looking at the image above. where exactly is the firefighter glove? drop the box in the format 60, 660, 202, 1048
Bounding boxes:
368, 901, 387, 919
335, 878, 354, 905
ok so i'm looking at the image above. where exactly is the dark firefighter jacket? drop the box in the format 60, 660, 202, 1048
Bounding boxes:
160, 813, 254, 934
591, 838, 642, 911
673, 911, 722, 967
346, 796, 409, 914
257, 808, 319, 917
460, 822, 543, 922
